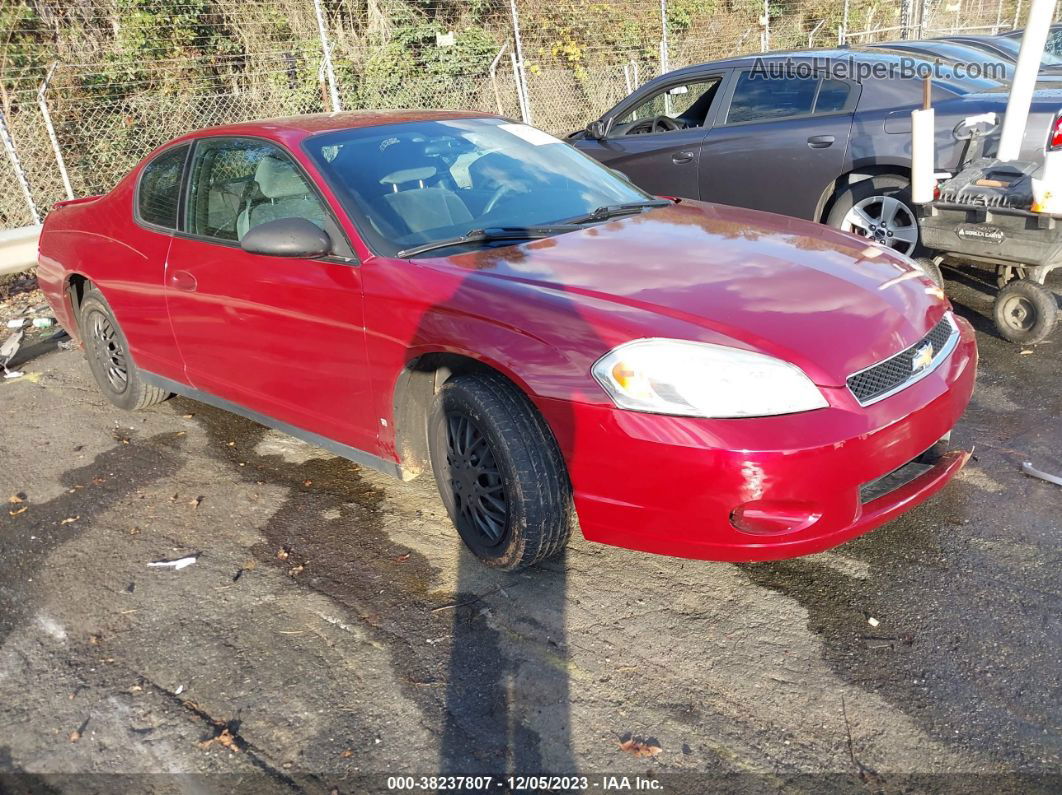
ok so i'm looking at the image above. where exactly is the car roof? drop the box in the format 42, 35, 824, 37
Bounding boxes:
176, 109, 502, 144
658, 46, 969, 79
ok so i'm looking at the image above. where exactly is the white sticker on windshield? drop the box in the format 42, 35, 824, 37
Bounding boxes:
498, 123, 562, 146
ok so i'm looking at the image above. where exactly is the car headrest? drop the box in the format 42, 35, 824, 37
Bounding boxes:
255, 156, 307, 199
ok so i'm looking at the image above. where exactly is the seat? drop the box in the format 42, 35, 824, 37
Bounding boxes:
237, 155, 325, 240
378, 187, 473, 234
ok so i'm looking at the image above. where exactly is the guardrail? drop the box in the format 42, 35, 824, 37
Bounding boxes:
0, 225, 41, 277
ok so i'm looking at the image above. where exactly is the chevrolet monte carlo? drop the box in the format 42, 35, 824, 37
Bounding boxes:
37, 111, 977, 570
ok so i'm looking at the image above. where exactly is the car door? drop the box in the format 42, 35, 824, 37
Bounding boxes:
575, 73, 729, 198
698, 70, 857, 219
164, 136, 377, 452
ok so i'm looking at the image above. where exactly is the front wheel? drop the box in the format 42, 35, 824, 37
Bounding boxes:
428, 374, 573, 570
827, 175, 923, 257
993, 280, 1058, 345
912, 257, 944, 288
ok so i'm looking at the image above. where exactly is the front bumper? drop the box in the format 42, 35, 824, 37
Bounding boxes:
535, 316, 977, 562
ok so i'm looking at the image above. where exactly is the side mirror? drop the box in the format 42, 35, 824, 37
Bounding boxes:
586, 118, 614, 140
240, 217, 332, 258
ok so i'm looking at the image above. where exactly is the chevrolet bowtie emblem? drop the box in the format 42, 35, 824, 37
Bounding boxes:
911, 342, 935, 372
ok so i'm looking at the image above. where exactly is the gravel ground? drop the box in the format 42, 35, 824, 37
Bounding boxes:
0, 266, 1058, 794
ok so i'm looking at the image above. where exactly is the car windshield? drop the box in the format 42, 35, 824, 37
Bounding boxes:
979, 35, 1062, 67
303, 117, 652, 257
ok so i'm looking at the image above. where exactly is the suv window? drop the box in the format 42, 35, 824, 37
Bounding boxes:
615, 78, 722, 134
137, 144, 189, 229
186, 138, 327, 242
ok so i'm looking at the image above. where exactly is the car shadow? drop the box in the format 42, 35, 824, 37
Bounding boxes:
405, 243, 584, 779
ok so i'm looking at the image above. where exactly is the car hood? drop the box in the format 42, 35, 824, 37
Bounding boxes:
441, 201, 948, 387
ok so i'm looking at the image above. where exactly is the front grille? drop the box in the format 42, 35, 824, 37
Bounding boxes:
846, 316, 956, 405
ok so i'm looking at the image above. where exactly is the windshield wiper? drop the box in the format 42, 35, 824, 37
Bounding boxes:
397, 225, 577, 258
560, 199, 673, 226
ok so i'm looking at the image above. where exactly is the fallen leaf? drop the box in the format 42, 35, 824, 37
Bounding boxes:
60, 516, 79, 525
9, 506, 27, 516
69, 730, 81, 743
8, 494, 23, 504
288, 564, 304, 577
189, 496, 202, 509
618, 737, 662, 758
303, 480, 313, 487
129, 527, 142, 535
1020, 349, 1033, 355
394, 553, 411, 563
276, 547, 290, 560
340, 749, 354, 758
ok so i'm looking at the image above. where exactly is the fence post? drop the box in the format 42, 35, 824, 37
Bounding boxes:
509, 0, 531, 124
900, 0, 914, 38
659, 0, 669, 74
1013, 0, 1024, 27
311, 0, 342, 112
760, 0, 771, 52
839, 0, 850, 44
0, 109, 41, 226
37, 64, 74, 201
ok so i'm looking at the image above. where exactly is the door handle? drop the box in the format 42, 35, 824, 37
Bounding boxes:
169, 270, 198, 292
671, 151, 695, 164
807, 135, 835, 149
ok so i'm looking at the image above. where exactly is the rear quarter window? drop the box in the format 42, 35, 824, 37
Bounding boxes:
137, 144, 189, 229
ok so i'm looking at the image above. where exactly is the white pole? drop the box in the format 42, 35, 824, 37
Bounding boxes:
1014, 0, 1024, 28
312, 0, 342, 112
0, 109, 41, 225
509, 0, 531, 124
839, 0, 850, 44
659, 0, 669, 73
37, 64, 74, 201
998, 0, 1056, 161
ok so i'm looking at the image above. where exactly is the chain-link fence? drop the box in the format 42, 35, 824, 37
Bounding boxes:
0, 0, 1043, 230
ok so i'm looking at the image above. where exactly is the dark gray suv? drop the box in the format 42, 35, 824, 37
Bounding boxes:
571, 48, 1062, 256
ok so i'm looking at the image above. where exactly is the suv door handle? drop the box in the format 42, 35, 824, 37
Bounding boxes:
807, 135, 835, 148
671, 151, 695, 164
169, 270, 198, 292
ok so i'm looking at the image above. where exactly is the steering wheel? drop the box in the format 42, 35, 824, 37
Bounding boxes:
483, 183, 516, 214
627, 115, 682, 135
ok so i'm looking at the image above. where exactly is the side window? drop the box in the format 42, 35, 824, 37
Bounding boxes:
726, 73, 817, 124
814, 78, 853, 114
137, 144, 189, 229
615, 79, 722, 134
187, 138, 327, 242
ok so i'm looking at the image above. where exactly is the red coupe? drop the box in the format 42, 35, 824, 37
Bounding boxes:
37, 111, 977, 570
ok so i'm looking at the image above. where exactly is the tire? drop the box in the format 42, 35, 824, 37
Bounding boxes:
428, 373, 573, 571
78, 285, 169, 410
827, 175, 924, 257
912, 257, 944, 288
993, 280, 1059, 345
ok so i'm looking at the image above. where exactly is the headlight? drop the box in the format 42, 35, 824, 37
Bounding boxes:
591, 338, 828, 418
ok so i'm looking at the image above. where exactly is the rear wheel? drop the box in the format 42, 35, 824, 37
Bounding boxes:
993, 280, 1058, 345
79, 285, 169, 410
827, 175, 923, 257
428, 373, 573, 570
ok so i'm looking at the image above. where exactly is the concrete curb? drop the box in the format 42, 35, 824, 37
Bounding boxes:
0, 225, 41, 277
